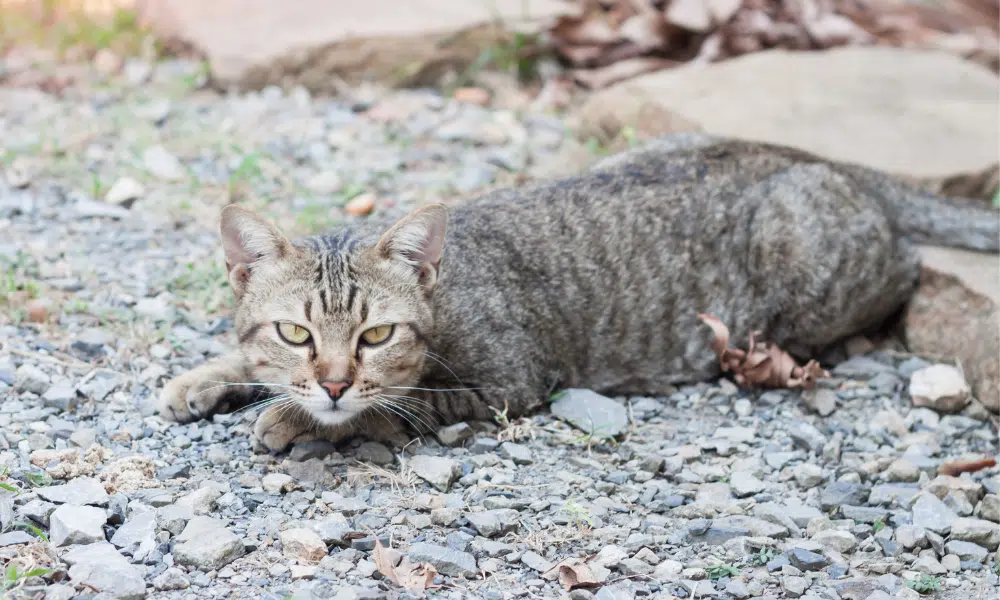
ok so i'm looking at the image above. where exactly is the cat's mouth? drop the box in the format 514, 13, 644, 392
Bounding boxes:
296, 386, 367, 426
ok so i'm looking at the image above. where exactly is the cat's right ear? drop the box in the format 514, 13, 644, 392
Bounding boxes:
220, 205, 292, 299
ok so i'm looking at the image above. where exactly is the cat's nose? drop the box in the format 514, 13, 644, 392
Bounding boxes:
321, 379, 351, 401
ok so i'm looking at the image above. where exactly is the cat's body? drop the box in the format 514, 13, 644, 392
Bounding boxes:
158, 134, 999, 451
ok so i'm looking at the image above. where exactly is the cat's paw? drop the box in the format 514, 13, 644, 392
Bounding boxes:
157, 361, 244, 423
252, 406, 357, 453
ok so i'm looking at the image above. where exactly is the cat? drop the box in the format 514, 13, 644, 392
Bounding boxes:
157, 133, 999, 451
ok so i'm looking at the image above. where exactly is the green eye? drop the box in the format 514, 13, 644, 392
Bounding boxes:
277, 322, 311, 345
360, 324, 394, 346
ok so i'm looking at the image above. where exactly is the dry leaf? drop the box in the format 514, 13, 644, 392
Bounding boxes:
937, 457, 997, 477
558, 563, 602, 591
371, 535, 441, 596
697, 313, 830, 389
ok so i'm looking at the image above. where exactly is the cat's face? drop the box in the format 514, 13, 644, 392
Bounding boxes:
219, 204, 447, 428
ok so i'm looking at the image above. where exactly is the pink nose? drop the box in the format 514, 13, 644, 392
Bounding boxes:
321, 379, 351, 400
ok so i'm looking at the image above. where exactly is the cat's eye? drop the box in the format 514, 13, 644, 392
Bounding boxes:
360, 324, 394, 346
276, 322, 311, 345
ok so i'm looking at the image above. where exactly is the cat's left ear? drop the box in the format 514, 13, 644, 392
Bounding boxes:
376, 204, 447, 291
220, 204, 293, 299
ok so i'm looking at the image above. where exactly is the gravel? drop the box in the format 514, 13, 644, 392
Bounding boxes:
0, 55, 997, 600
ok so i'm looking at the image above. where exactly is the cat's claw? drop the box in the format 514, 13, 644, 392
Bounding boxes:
157, 354, 247, 423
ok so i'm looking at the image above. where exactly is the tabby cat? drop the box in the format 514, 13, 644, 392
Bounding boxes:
157, 133, 999, 451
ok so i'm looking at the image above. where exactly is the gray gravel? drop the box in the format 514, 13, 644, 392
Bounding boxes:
0, 57, 998, 600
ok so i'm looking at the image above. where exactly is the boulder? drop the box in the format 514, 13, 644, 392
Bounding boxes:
577, 46, 998, 196
137, 0, 572, 91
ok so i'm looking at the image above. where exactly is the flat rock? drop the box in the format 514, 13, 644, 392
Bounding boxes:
281, 527, 328, 561
0, 531, 35, 546
550, 388, 629, 438
730, 471, 765, 498
820, 481, 868, 511
787, 547, 830, 571
944, 540, 989, 562
584, 47, 998, 190
408, 455, 460, 492
407, 542, 477, 577
465, 509, 520, 538
499, 441, 533, 465
911, 493, 959, 535
908, 364, 971, 414
67, 551, 146, 600
110, 511, 156, 550
173, 519, 245, 570
50, 505, 107, 546
262, 473, 295, 494
312, 513, 355, 547
949, 517, 1000, 550
140, 0, 571, 91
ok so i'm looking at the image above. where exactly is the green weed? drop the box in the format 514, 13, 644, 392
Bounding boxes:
3, 564, 53, 593
170, 261, 231, 314
907, 574, 941, 595
13, 522, 48, 543
750, 547, 776, 565
707, 564, 740, 580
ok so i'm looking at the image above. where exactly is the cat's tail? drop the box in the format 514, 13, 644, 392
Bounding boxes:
844, 164, 1000, 253
893, 189, 999, 253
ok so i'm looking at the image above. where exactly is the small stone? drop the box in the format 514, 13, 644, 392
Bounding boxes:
726, 580, 750, 599
941, 554, 961, 572
290, 564, 318, 580
465, 509, 519, 538
912, 493, 959, 535
885, 459, 920, 482
950, 517, 1000, 550
550, 389, 628, 438
206, 446, 230, 465
499, 442, 533, 465
803, 388, 837, 416
909, 364, 970, 413
812, 529, 858, 553
110, 511, 156, 550
355, 441, 393, 466
407, 542, 477, 577
321, 492, 368, 515
437, 423, 473, 446
36, 477, 109, 506
730, 471, 765, 497
787, 547, 830, 571
105, 177, 145, 208
50, 505, 107, 546
0, 531, 35, 546
895, 525, 927, 549
820, 481, 868, 511
978, 493, 999, 522
67, 551, 145, 599
912, 555, 946, 575
306, 171, 343, 194
782, 575, 809, 597
345, 193, 376, 216
733, 398, 753, 417
792, 464, 824, 488
520, 550, 553, 572
42, 383, 79, 411
312, 513, 353, 547
157, 504, 194, 536
143, 145, 185, 181
789, 423, 828, 454
453, 87, 491, 106
262, 473, 295, 494
408, 455, 460, 492
173, 520, 245, 570
14, 364, 51, 394
153, 567, 190, 590
289, 440, 338, 461
944, 540, 988, 562
281, 528, 328, 561
176, 486, 222, 515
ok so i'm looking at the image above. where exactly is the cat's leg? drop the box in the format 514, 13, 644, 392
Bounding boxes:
158, 351, 253, 423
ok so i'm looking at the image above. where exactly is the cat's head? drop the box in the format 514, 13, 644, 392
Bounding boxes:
219, 203, 447, 427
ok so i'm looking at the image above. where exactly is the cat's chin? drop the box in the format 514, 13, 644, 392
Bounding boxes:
307, 406, 361, 427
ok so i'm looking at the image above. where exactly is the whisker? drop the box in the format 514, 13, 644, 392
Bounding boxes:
196, 381, 298, 397
422, 351, 466, 388
386, 386, 484, 393
377, 394, 442, 418
378, 397, 437, 432
376, 397, 435, 434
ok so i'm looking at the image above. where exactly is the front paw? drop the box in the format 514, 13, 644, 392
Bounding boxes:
252, 405, 357, 453
158, 363, 244, 423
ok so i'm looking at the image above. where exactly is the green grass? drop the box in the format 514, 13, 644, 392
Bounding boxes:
707, 564, 740, 580
24, 472, 51, 488
3, 565, 53, 593
1, 3, 155, 59
170, 261, 232, 314
872, 517, 887, 533
13, 522, 48, 543
907, 574, 942, 595
750, 547, 776, 565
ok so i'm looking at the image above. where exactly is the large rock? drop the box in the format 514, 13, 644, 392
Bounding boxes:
137, 0, 572, 91
579, 47, 998, 195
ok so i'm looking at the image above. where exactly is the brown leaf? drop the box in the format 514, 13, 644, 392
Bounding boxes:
371, 535, 441, 596
697, 314, 830, 390
937, 457, 997, 477
558, 563, 602, 591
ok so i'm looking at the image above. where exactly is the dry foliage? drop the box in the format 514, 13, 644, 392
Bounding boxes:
549, 0, 1000, 88
371, 536, 441, 596
698, 313, 829, 389
937, 457, 997, 476
558, 562, 602, 591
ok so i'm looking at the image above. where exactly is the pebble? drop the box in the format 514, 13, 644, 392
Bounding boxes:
50, 505, 107, 546
15, 364, 50, 394
820, 481, 868, 511
499, 441, 534, 464
407, 542, 477, 577
550, 388, 629, 438
173, 518, 245, 570
909, 364, 971, 413
787, 547, 830, 571
105, 177, 145, 208
408, 455, 460, 492
142, 145, 186, 181
153, 567, 191, 591
465, 509, 520, 538
262, 472, 295, 493
803, 388, 837, 416
437, 422, 473, 446
730, 471, 766, 497
911, 493, 959, 535
281, 527, 328, 561
36, 477, 109, 506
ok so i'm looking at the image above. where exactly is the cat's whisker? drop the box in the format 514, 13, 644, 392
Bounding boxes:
373, 399, 424, 432
381, 397, 438, 432
231, 394, 295, 418
421, 351, 467, 388
386, 386, 483, 393
196, 381, 297, 397
375, 396, 436, 433
377, 394, 442, 418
